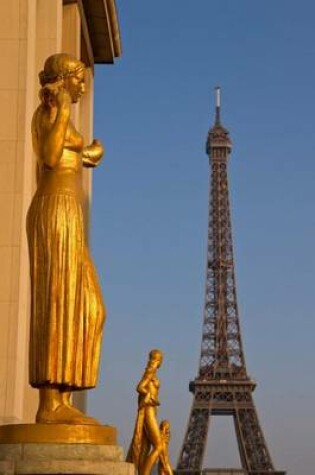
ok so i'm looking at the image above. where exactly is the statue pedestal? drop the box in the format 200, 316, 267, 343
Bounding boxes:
0, 425, 135, 475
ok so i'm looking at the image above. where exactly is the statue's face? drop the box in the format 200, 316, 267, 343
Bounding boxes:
66, 69, 85, 103
148, 349, 163, 369
152, 354, 163, 368
157, 356, 163, 368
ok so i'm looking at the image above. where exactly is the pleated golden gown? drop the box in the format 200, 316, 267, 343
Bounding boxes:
26, 127, 105, 389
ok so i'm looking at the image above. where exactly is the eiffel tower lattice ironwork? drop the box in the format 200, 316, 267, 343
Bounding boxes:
176, 89, 285, 475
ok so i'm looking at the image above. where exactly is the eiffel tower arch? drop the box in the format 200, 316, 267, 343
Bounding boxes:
176, 89, 285, 475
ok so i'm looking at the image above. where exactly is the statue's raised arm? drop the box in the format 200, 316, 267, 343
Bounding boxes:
27, 53, 106, 425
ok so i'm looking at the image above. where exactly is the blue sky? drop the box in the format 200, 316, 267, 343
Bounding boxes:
87, 2, 315, 474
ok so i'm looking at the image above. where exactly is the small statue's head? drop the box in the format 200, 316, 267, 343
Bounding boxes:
160, 420, 171, 442
39, 53, 86, 104
148, 348, 164, 369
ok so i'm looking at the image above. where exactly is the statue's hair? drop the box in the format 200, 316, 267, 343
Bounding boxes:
149, 349, 163, 361
39, 53, 85, 86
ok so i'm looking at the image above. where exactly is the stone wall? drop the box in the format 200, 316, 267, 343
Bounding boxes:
0, 0, 93, 424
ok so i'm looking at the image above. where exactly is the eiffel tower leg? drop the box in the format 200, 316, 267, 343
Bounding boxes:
176, 404, 210, 473
233, 394, 276, 474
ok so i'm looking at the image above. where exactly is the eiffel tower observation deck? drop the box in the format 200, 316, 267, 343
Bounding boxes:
175, 89, 285, 475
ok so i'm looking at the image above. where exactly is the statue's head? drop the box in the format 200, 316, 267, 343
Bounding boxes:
39, 53, 86, 104
148, 348, 163, 369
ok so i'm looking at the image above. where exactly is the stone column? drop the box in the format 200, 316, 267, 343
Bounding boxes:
0, 0, 63, 425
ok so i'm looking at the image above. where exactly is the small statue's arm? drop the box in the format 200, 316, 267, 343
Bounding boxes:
137, 368, 160, 406
82, 139, 104, 168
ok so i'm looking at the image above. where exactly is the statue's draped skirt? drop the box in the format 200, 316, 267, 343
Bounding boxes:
26, 191, 105, 389
126, 406, 150, 470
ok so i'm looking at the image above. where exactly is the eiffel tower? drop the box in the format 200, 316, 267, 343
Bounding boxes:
176, 89, 285, 475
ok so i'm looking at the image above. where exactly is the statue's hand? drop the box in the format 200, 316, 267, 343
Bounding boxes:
143, 393, 151, 404
82, 139, 104, 167
90, 139, 104, 157
55, 87, 71, 108
143, 393, 160, 406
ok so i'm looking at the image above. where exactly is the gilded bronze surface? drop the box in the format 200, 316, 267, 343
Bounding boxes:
158, 420, 173, 475
0, 424, 116, 445
27, 53, 105, 425
127, 350, 173, 475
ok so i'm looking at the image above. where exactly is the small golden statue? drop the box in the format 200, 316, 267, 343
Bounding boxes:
158, 420, 173, 475
127, 350, 173, 475
27, 53, 105, 425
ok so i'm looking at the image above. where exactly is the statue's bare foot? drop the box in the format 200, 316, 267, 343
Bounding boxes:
36, 404, 99, 425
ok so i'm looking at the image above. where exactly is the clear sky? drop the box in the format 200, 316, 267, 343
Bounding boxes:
87, 2, 315, 474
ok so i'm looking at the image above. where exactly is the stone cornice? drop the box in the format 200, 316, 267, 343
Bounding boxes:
64, 0, 122, 64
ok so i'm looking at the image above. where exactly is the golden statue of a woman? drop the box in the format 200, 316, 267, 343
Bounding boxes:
27, 53, 105, 425
127, 350, 173, 475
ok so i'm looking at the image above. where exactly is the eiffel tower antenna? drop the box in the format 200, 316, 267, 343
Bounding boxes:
214, 86, 221, 125
175, 90, 285, 475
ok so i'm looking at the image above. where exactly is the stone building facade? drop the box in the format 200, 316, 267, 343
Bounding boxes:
0, 0, 120, 424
